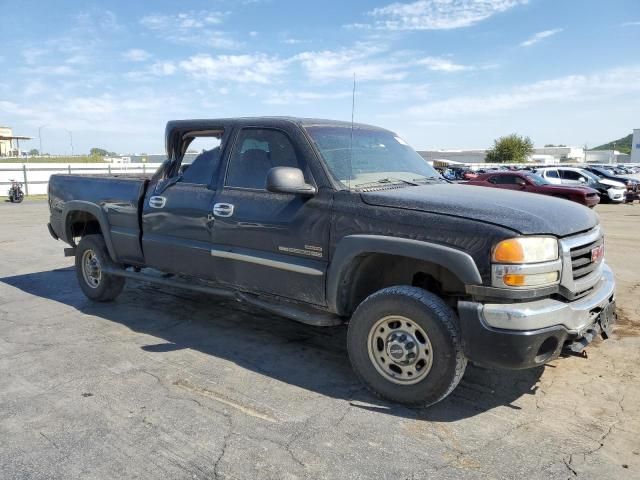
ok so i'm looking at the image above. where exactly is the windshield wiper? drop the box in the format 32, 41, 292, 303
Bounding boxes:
355, 177, 420, 188
412, 176, 444, 183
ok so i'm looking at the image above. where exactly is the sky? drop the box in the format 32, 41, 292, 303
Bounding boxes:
0, 0, 639, 155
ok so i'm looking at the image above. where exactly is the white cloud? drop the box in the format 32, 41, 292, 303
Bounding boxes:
140, 11, 239, 49
369, 82, 431, 103
418, 56, 474, 72
150, 61, 177, 76
264, 90, 352, 105
179, 54, 287, 83
520, 28, 563, 47
621, 21, 640, 27
404, 66, 640, 118
358, 0, 528, 31
27, 65, 75, 76
123, 49, 151, 62
140, 11, 225, 30
294, 43, 406, 81
22, 47, 48, 65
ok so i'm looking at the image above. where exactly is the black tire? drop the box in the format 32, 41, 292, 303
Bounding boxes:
347, 286, 467, 407
75, 234, 125, 302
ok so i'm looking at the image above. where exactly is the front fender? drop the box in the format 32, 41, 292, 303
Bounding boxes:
327, 235, 482, 315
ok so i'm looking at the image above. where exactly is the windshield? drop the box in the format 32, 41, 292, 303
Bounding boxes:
579, 170, 600, 183
304, 126, 441, 189
524, 173, 549, 186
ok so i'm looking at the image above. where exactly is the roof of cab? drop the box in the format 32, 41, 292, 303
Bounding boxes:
165, 116, 389, 133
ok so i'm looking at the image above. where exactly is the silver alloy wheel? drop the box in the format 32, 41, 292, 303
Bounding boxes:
367, 315, 434, 385
81, 249, 102, 289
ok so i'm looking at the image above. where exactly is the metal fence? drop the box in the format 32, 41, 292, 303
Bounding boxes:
0, 163, 163, 196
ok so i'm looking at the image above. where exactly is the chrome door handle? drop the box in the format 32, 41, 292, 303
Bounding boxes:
213, 203, 234, 217
149, 196, 166, 208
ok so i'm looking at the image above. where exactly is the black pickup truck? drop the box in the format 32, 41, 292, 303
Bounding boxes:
47, 117, 616, 406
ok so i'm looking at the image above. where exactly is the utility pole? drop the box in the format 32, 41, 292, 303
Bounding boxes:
64, 129, 74, 156
38, 124, 48, 158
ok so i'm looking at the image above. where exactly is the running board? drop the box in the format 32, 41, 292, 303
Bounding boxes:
102, 267, 344, 327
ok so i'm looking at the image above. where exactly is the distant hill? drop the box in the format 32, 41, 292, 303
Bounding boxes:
592, 133, 632, 154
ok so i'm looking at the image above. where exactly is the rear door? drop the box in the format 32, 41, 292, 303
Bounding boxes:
209, 126, 331, 306
543, 169, 561, 184
141, 135, 224, 279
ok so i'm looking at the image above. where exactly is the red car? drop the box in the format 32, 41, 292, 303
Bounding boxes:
465, 171, 600, 208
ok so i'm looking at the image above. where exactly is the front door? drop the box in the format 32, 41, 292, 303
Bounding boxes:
210, 127, 330, 306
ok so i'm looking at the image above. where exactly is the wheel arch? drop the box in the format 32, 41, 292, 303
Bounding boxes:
327, 235, 482, 316
62, 201, 118, 261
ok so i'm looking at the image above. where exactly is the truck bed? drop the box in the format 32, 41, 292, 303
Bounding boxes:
48, 174, 149, 264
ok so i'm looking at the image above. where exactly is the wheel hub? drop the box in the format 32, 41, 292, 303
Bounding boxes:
385, 332, 418, 365
81, 249, 102, 289
367, 315, 434, 385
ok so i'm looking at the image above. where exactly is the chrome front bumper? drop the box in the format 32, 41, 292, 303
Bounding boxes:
481, 263, 615, 333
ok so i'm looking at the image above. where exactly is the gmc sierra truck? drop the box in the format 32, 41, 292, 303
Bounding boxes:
47, 117, 616, 406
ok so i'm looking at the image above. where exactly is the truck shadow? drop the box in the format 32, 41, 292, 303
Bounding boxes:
1, 267, 544, 422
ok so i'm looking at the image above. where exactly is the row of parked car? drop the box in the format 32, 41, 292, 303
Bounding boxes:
438, 164, 640, 208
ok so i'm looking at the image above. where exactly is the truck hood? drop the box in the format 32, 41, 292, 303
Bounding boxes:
599, 178, 626, 189
360, 184, 598, 237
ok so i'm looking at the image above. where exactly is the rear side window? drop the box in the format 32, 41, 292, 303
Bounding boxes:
178, 134, 223, 185
490, 175, 518, 184
546, 170, 559, 179
180, 147, 221, 185
226, 128, 306, 190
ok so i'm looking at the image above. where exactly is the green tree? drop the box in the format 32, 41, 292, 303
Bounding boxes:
90, 147, 109, 157
28, 148, 39, 156
485, 134, 534, 163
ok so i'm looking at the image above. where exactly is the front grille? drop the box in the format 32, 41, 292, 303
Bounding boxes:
570, 237, 603, 280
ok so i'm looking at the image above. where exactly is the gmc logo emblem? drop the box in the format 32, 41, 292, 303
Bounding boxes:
591, 244, 605, 263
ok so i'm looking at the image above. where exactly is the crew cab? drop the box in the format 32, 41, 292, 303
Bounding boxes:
465, 170, 601, 207
47, 117, 616, 406
536, 167, 626, 203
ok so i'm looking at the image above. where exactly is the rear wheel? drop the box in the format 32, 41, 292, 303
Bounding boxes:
75, 235, 125, 301
347, 286, 467, 406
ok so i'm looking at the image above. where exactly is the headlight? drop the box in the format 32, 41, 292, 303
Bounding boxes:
492, 237, 561, 289
493, 237, 559, 264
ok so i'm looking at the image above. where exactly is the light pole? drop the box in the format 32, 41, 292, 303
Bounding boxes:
38, 124, 48, 157
64, 129, 74, 157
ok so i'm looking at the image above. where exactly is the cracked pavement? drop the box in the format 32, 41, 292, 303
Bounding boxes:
0, 201, 639, 479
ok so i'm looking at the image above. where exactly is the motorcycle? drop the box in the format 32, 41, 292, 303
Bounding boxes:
8, 179, 25, 203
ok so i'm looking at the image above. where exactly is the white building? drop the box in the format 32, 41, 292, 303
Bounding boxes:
0, 126, 12, 156
584, 150, 627, 164
418, 149, 487, 164
632, 128, 640, 163
532, 146, 585, 162
419, 146, 584, 165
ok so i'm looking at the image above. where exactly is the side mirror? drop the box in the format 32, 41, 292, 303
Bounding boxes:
266, 167, 316, 196
578, 177, 587, 183
515, 178, 526, 188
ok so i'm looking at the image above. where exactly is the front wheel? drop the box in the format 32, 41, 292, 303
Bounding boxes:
347, 286, 467, 406
75, 235, 125, 301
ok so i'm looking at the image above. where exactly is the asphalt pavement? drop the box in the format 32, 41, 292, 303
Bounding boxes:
1, 200, 639, 479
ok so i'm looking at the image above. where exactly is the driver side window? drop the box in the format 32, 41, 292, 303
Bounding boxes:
225, 128, 307, 190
